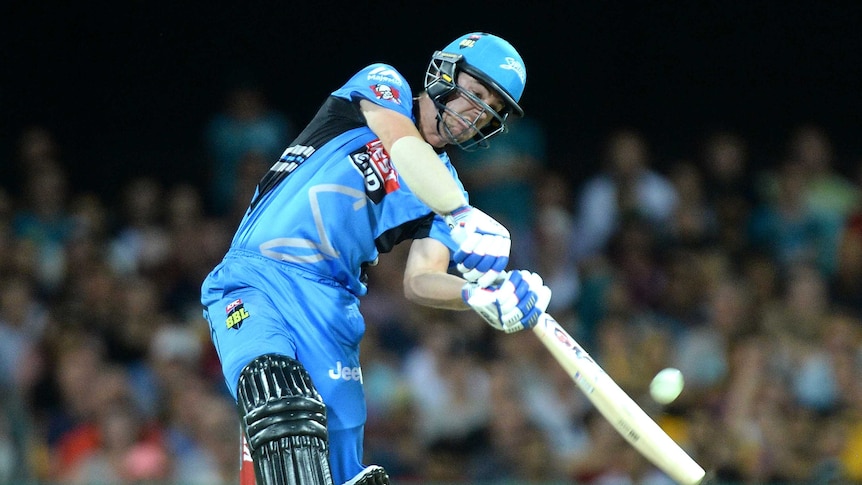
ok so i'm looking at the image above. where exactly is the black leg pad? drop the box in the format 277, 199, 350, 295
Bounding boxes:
237, 354, 334, 485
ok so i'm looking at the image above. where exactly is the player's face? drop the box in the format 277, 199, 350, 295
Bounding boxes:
440, 73, 505, 143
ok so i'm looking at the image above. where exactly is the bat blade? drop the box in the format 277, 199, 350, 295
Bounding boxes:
532, 313, 706, 485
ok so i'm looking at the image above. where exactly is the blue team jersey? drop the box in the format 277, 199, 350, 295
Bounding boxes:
228, 63, 461, 296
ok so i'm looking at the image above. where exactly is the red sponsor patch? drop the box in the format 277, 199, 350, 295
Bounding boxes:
370, 84, 401, 105
366, 139, 400, 193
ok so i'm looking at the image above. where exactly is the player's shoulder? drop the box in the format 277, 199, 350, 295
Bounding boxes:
352, 64, 412, 98
359, 63, 409, 90
333, 63, 414, 113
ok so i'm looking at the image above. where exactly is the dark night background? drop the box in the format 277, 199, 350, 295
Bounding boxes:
3, 1, 861, 203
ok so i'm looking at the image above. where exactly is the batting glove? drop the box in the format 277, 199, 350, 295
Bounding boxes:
445, 205, 511, 288
462, 270, 552, 333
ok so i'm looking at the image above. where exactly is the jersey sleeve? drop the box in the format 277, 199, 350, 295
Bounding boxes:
331, 63, 415, 119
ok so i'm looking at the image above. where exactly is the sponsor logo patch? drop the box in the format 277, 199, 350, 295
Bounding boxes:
225, 299, 250, 330
370, 84, 401, 105
500, 56, 526, 84
366, 66, 404, 86
349, 139, 399, 203
328, 361, 363, 382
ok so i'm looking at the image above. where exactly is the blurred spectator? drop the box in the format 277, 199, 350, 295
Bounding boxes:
758, 263, 843, 416
160, 183, 230, 319
52, 255, 120, 355
820, 312, 862, 411
467, 360, 564, 482
189, 393, 243, 484
46, 338, 114, 479
673, 276, 754, 400
832, 204, 862, 313
787, 124, 860, 220
113, 278, 168, 365
0, 275, 44, 483
402, 320, 492, 448
12, 126, 62, 192
0, 395, 26, 482
608, 214, 667, 312
204, 81, 294, 216
12, 164, 75, 292
749, 160, 839, 275
69, 192, 110, 242
699, 131, 757, 257
665, 160, 718, 249
160, 376, 236, 485
655, 248, 708, 329
64, 397, 169, 484
721, 335, 799, 482
572, 128, 679, 263
0, 277, 50, 398
109, 177, 171, 277
64, 193, 111, 275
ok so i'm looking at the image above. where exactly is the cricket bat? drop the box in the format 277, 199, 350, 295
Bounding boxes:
532, 313, 706, 485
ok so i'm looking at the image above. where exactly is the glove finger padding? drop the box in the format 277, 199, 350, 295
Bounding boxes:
446, 206, 511, 287
518, 270, 552, 330
521, 271, 551, 311
458, 262, 508, 288
453, 235, 510, 269
496, 270, 530, 314
462, 270, 552, 333
475, 268, 506, 289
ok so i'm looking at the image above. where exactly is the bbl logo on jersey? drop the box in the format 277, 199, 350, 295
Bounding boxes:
225, 298, 250, 330
349, 139, 400, 204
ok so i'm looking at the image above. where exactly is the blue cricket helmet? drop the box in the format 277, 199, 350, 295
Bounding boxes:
440, 32, 526, 116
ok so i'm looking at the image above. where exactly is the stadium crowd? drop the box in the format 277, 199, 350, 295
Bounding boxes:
1, 86, 861, 484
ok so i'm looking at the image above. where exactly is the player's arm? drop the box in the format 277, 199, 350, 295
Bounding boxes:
360, 99, 466, 214
403, 237, 551, 333
361, 99, 512, 287
403, 237, 468, 310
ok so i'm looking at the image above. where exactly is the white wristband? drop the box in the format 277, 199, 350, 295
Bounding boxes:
389, 136, 467, 215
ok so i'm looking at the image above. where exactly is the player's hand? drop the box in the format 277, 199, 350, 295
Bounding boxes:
462, 270, 552, 333
445, 205, 511, 288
